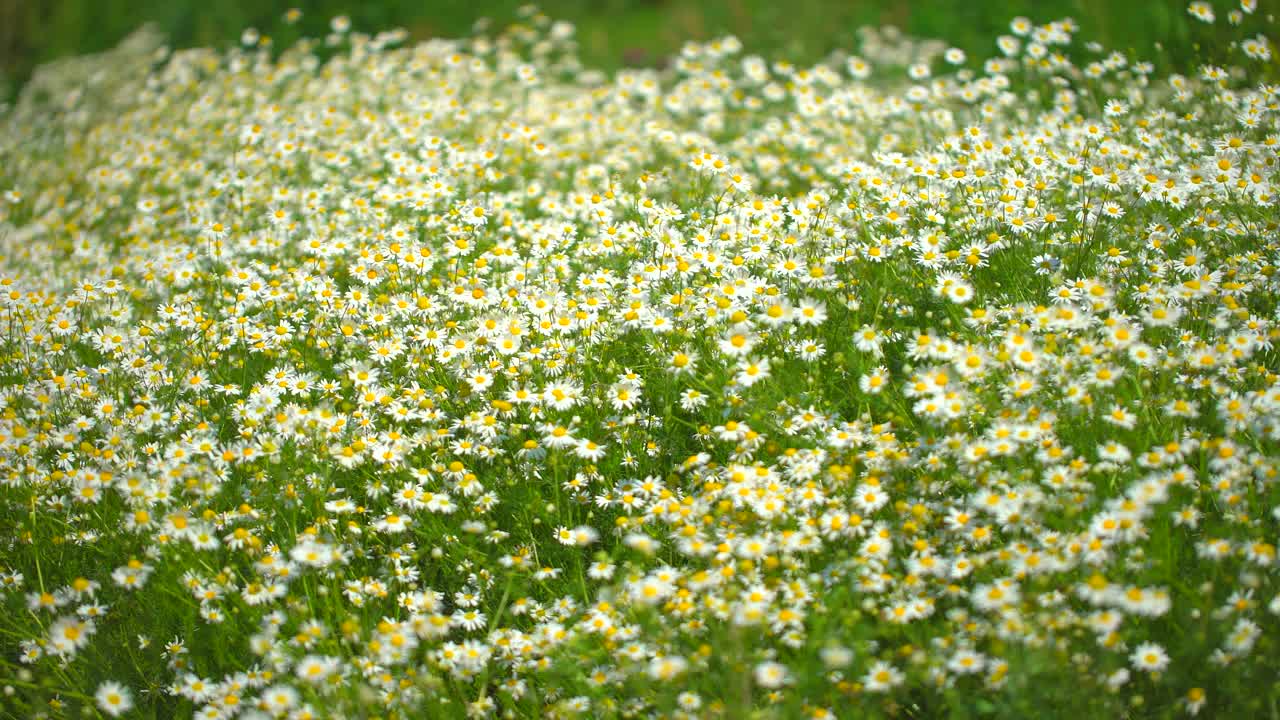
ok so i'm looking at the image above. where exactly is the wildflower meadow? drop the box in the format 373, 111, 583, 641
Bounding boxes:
1, 2, 1279, 718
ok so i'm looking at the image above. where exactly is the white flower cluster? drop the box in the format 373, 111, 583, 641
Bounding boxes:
0, 2, 1278, 718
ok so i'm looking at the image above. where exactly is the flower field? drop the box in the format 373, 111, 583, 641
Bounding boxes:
1, 3, 1279, 718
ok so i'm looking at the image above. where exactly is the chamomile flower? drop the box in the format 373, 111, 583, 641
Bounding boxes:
862, 661, 904, 692
754, 660, 792, 688
95, 681, 134, 717
1130, 642, 1170, 673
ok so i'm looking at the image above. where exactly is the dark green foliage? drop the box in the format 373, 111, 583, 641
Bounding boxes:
3, 0, 1272, 101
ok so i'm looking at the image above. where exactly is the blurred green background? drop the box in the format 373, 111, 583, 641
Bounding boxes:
0, 0, 1271, 99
